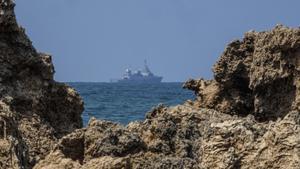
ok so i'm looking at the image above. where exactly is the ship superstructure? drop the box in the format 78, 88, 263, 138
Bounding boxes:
113, 60, 163, 83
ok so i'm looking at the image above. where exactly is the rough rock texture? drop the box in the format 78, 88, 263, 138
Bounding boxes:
0, 1, 83, 168
35, 105, 300, 169
1, 1, 300, 168
184, 26, 300, 121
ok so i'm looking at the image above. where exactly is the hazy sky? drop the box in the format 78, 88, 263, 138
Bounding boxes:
15, 0, 299, 82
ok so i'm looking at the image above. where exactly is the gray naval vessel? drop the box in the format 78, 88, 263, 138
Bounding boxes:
112, 61, 163, 83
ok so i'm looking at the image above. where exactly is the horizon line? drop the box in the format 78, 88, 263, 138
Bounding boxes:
63, 81, 187, 83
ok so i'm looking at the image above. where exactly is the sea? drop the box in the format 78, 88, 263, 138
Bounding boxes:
68, 82, 195, 126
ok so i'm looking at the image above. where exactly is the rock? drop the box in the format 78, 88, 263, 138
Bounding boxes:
185, 25, 300, 121
38, 105, 300, 168
0, 0, 83, 168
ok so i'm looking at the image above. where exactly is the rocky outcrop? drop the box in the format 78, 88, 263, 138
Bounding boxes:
184, 26, 300, 121
35, 104, 300, 169
1, 1, 299, 168
0, 1, 83, 168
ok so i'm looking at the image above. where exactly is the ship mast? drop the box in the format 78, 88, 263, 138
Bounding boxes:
144, 59, 152, 75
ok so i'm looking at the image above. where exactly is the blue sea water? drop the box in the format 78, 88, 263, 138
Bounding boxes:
69, 82, 194, 126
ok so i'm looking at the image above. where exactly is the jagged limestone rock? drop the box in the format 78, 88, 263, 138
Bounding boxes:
0, 1, 83, 168
36, 105, 300, 169
185, 25, 300, 121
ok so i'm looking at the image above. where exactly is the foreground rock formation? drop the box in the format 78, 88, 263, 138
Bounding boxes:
0, 1, 299, 169
0, 1, 83, 168
184, 27, 300, 122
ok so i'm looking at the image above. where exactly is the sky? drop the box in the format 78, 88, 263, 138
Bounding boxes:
15, 0, 300, 82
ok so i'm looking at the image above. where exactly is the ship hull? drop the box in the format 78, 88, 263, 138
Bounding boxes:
116, 77, 163, 83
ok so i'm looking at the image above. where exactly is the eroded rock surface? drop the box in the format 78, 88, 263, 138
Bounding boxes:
1, 0, 300, 168
184, 26, 300, 121
0, 1, 83, 168
36, 103, 300, 169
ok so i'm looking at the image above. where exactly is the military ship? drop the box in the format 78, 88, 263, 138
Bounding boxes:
112, 60, 163, 83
